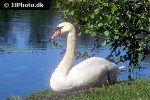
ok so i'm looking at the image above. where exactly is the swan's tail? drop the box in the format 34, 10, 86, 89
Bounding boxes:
119, 66, 125, 71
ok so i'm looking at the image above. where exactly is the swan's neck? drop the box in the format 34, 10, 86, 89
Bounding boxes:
60, 30, 76, 76
51, 29, 76, 83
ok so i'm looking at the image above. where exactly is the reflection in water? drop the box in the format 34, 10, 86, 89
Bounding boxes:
0, 10, 63, 50
0, 10, 150, 99
0, 10, 64, 98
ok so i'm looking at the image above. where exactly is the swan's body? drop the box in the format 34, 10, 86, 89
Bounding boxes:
50, 22, 124, 92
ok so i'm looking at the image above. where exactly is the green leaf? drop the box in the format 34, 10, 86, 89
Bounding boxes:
95, 8, 99, 14
106, 39, 110, 43
78, 32, 82, 36
70, 10, 74, 16
121, 22, 124, 26
85, 17, 88, 21
90, 14, 95, 18
111, 4, 117, 14
103, 3, 108, 7
114, 35, 119, 39
136, 47, 142, 51
101, 40, 107, 47
127, 12, 131, 19
90, 32, 96, 37
82, 0, 87, 3
104, 30, 110, 36
98, 23, 103, 27
101, 40, 109, 47
90, 25, 94, 28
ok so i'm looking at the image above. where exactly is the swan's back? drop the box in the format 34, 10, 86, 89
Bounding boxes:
66, 57, 118, 90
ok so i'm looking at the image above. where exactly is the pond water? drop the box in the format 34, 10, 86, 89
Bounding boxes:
0, 11, 150, 99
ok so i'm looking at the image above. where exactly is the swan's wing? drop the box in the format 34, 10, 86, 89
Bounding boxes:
66, 57, 108, 87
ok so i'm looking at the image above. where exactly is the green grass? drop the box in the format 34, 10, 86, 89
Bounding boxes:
5, 78, 150, 100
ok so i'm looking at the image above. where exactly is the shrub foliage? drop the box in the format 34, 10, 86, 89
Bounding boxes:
52, 0, 150, 77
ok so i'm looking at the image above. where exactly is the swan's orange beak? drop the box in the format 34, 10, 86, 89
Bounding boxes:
51, 29, 61, 39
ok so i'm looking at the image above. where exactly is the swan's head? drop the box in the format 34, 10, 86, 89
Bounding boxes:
51, 22, 75, 39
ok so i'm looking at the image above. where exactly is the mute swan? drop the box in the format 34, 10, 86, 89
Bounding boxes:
50, 22, 125, 92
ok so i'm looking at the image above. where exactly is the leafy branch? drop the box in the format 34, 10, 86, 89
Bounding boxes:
53, 0, 150, 78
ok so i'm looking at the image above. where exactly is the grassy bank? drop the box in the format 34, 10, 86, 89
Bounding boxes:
5, 78, 150, 100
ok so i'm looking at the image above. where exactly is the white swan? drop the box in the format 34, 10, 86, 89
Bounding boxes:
50, 22, 125, 92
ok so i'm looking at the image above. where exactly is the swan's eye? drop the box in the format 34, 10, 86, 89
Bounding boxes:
56, 26, 63, 31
